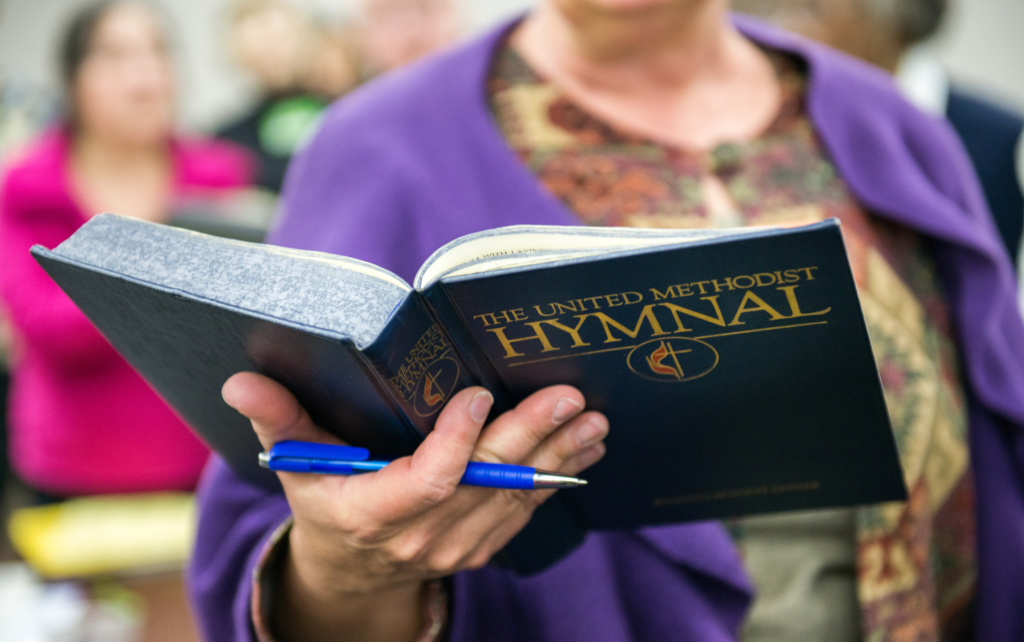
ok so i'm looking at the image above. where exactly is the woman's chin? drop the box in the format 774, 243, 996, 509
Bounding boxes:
570, 0, 692, 11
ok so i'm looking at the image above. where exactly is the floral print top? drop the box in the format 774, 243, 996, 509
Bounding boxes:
488, 40, 975, 642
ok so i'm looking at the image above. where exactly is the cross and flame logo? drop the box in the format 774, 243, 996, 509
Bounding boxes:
422, 370, 447, 406
413, 357, 461, 417
645, 341, 692, 380
627, 337, 719, 383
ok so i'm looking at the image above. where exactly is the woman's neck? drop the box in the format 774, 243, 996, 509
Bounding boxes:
72, 131, 169, 175
512, 2, 782, 150
70, 131, 173, 223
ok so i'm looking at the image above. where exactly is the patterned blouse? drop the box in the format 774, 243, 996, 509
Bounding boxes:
488, 42, 976, 642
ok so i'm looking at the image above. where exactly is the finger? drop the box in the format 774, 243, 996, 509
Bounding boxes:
557, 441, 607, 477
222, 372, 333, 450
520, 411, 608, 473
424, 432, 609, 572
368, 412, 604, 535
455, 489, 556, 572
428, 503, 536, 574
446, 438, 609, 568
473, 385, 586, 465
412, 410, 609, 533
401, 410, 608, 539
468, 440, 602, 564
347, 387, 494, 520
445, 438, 606, 555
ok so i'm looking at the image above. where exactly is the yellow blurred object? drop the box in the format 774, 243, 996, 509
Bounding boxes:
7, 493, 196, 579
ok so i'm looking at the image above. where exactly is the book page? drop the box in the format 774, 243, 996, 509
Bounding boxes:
415, 225, 769, 290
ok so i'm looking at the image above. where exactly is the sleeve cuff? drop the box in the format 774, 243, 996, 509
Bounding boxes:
249, 516, 449, 642
250, 515, 293, 642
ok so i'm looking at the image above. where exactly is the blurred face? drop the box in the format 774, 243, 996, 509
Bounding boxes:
230, 7, 306, 93
555, 0, 680, 9
735, 0, 902, 69
743, 0, 866, 46
360, 0, 459, 73
305, 34, 358, 99
73, 4, 175, 146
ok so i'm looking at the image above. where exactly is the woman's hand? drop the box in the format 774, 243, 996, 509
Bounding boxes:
222, 373, 609, 642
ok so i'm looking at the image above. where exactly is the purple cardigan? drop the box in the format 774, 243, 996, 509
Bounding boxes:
188, 17, 1024, 642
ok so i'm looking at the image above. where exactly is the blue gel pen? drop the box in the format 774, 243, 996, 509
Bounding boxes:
258, 440, 587, 490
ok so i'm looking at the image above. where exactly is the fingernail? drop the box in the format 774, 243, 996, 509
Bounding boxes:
221, 389, 239, 411
575, 417, 608, 448
552, 397, 584, 424
469, 391, 494, 423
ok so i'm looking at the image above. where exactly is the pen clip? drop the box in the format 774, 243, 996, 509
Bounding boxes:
266, 440, 371, 464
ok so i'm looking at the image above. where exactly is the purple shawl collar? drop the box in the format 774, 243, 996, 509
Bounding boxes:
736, 19, 1024, 638
737, 16, 1024, 427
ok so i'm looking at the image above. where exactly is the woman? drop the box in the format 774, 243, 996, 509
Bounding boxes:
218, 0, 323, 193
0, 1, 251, 496
190, 1, 1024, 641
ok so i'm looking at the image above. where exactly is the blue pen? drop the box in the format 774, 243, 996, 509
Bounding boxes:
258, 441, 587, 490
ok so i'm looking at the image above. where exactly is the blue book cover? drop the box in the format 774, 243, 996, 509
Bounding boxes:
32, 214, 906, 573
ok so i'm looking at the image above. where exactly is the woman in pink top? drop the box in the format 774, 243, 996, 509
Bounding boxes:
0, 1, 251, 496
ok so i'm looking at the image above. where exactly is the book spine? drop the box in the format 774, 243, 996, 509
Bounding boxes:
418, 284, 517, 413
361, 294, 484, 437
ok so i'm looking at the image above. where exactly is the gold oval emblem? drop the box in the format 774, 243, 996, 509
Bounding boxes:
626, 337, 719, 382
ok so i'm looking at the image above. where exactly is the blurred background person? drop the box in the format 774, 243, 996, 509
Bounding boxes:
216, 0, 358, 194
0, 77, 61, 167
734, 0, 1024, 271
0, 13, 61, 505
0, 0, 251, 501
304, 23, 361, 100
356, 0, 460, 77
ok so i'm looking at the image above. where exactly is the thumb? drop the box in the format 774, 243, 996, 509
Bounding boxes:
222, 372, 334, 450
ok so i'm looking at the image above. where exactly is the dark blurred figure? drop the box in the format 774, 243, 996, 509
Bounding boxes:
216, 0, 358, 193
356, 0, 460, 77
0, 1, 251, 499
734, 0, 1024, 268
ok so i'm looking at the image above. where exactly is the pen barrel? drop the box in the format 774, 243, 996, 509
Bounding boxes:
309, 460, 356, 475
266, 457, 382, 476
460, 462, 536, 489
272, 459, 354, 475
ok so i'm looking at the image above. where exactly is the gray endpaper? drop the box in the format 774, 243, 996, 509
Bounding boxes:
55, 214, 410, 348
